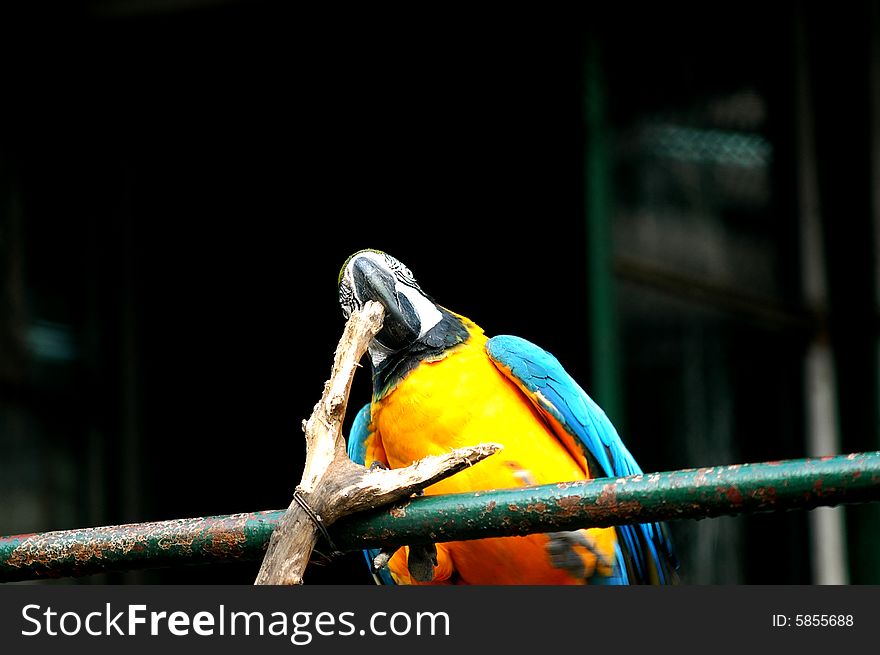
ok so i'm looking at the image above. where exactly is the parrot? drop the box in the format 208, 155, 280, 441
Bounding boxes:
339, 248, 678, 585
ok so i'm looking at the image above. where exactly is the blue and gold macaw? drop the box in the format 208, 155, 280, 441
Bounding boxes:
339, 249, 678, 585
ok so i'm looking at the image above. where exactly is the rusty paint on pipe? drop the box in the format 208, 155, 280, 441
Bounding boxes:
2, 451, 879, 582
0, 511, 284, 582
334, 451, 880, 547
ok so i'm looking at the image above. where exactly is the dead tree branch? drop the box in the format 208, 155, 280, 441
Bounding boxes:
254, 300, 500, 584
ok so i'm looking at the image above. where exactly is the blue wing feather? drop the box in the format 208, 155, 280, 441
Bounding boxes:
346, 403, 373, 466
486, 335, 677, 585
346, 403, 397, 585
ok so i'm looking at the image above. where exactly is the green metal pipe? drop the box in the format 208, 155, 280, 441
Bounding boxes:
0, 511, 283, 583
334, 451, 880, 546
1, 451, 879, 582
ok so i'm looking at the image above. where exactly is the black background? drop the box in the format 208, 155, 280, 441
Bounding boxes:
3, 3, 594, 583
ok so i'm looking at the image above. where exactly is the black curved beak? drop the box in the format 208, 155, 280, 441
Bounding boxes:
351, 256, 421, 350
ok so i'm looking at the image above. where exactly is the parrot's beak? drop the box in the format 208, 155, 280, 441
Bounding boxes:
350, 255, 421, 351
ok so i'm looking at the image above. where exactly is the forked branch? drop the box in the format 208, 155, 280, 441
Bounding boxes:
254, 301, 500, 585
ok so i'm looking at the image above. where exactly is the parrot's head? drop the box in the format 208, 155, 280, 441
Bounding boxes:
338, 249, 444, 366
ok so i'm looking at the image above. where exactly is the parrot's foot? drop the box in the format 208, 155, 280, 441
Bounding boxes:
546, 530, 614, 580
371, 544, 439, 582
406, 544, 438, 582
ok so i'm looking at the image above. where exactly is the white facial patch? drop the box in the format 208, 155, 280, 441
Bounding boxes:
396, 280, 442, 337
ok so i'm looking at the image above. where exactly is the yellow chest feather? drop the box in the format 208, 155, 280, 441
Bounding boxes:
371, 338, 587, 495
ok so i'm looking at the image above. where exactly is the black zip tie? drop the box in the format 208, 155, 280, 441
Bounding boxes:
293, 487, 343, 559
